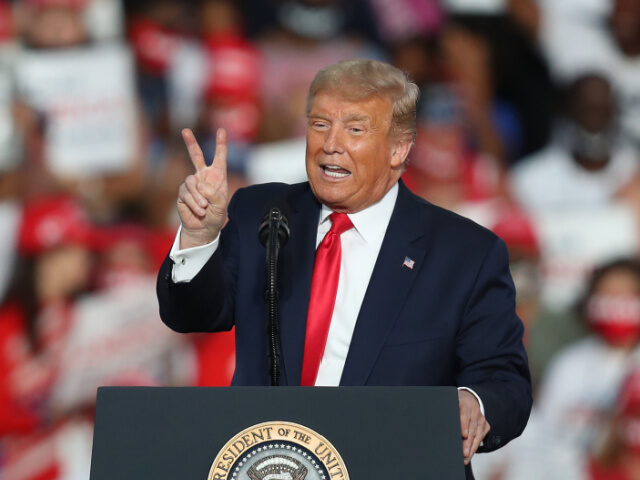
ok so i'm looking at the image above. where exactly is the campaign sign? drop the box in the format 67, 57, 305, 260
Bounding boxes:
534, 205, 639, 311
51, 278, 194, 411
15, 43, 137, 176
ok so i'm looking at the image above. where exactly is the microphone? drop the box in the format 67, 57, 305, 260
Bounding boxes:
258, 200, 290, 387
258, 203, 290, 248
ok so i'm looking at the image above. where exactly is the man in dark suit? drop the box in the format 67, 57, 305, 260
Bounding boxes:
157, 59, 531, 475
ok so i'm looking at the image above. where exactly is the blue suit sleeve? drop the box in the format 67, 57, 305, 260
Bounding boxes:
455, 236, 532, 452
156, 195, 241, 333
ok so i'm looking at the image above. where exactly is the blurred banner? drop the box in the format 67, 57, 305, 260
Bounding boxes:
50, 277, 195, 413
535, 204, 639, 311
0, 418, 93, 480
15, 43, 137, 176
0, 67, 17, 170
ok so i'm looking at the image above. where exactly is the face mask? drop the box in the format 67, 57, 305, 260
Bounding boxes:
620, 417, 640, 456
587, 295, 640, 346
559, 121, 616, 164
277, 2, 345, 40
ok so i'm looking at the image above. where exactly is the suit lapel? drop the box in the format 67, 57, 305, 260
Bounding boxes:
340, 181, 431, 385
278, 184, 320, 386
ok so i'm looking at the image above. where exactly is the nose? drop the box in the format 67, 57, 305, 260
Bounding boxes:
323, 125, 344, 155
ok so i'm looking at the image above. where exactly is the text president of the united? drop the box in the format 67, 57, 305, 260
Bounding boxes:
156, 58, 532, 478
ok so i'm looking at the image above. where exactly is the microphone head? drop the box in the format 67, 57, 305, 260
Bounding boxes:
258, 200, 291, 248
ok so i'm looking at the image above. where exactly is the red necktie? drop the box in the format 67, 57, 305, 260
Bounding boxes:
300, 212, 353, 386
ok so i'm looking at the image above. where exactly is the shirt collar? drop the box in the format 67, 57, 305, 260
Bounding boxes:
319, 182, 399, 244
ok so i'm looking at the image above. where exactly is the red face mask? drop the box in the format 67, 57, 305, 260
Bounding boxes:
586, 295, 640, 346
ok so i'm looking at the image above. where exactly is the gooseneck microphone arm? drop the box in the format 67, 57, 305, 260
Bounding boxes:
258, 205, 290, 386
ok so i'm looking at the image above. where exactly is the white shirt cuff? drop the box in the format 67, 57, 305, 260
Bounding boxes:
458, 386, 486, 447
169, 225, 219, 283
457, 386, 485, 417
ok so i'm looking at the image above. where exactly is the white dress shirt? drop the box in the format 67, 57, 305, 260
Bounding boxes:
169, 183, 483, 412
313, 183, 398, 385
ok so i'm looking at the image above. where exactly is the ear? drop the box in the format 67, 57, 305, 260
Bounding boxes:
390, 139, 412, 168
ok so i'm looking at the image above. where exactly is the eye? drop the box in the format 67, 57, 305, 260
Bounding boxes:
348, 126, 365, 134
311, 120, 329, 130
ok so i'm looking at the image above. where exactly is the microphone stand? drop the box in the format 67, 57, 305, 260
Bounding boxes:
263, 208, 287, 386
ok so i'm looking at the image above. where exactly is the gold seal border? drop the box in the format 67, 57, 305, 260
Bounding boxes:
207, 420, 350, 480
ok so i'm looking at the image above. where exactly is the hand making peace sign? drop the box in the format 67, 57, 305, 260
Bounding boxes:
177, 128, 229, 249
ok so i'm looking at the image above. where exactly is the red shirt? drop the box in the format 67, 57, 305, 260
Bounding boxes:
589, 457, 631, 480
0, 302, 71, 435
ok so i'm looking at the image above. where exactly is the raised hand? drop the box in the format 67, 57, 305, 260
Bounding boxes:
177, 128, 229, 249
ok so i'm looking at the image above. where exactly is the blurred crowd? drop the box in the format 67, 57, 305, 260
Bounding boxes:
0, 0, 640, 479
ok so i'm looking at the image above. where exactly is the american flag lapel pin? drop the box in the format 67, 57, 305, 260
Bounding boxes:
402, 256, 415, 270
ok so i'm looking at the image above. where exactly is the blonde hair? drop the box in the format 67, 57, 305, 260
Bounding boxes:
306, 58, 419, 144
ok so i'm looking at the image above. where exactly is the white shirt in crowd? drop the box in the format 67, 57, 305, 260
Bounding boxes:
510, 143, 638, 213
474, 336, 640, 480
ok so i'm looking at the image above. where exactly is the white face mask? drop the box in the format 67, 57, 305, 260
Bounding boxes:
277, 2, 345, 40
559, 120, 617, 164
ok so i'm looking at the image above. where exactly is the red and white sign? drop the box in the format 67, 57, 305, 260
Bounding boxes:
51, 277, 196, 411
15, 43, 138, 176
534, 204, 639, 311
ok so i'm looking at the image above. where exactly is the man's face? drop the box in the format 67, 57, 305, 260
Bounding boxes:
305, 91, 408, 213
26, 7, 88, 48
570, 78, 615, 133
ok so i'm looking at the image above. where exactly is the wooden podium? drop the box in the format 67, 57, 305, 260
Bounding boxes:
89, 386, 466, 479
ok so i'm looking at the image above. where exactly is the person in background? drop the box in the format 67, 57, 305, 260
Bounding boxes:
589, 367, 640, 480
438, 0, 555, 163
0, 196, 95, 433
195, 0, 260, 193
366, 0, 443, 45
13, 0, 145, 223
128, 0, 186, 153
0, 57, 22, 304
396, 30, 509, 212
511, 73, 638, 213
0, 0, 14, 45
511, 258, 640, 480
16, 0, 90, 49
490, 208, 541, 350
254, 0, 384, 143
0, 195, 96, 480
538, 0, 640, 148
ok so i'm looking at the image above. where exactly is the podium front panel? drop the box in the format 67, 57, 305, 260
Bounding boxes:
90, 386, 465, 479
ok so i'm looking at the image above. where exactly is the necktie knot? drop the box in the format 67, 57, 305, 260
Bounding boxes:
328, 212, 353, 237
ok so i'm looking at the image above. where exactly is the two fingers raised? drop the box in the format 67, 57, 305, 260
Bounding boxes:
177, 128, 229, 246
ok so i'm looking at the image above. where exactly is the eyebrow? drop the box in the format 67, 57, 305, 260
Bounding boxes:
344, 114, 371, 124
308, 113, 330, 120
307, 112, 373, 126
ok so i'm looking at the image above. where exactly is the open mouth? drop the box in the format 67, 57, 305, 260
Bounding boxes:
322, 165, 351, 178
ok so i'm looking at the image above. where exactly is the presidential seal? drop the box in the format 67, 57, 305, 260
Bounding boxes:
207, 421, 349, 480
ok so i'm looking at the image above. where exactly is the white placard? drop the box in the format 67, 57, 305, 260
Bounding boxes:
51, 277, 194, 411
15, 43, 137, 176
246, 137, 308, 185
535, 204, 639, 311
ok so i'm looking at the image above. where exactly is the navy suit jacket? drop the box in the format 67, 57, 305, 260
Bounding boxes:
157, 180, 532, 456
